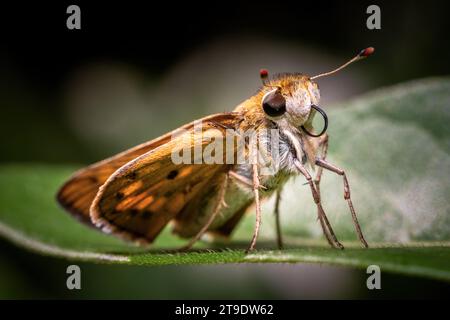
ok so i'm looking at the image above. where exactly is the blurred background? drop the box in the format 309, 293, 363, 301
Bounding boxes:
1, 0, 449, 299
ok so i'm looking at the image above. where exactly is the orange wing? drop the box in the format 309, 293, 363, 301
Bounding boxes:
57, 113, 240, 243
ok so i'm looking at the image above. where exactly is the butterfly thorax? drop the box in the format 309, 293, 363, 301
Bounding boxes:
233, 120, 313, 195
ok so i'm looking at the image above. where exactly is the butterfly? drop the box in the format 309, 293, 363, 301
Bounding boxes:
57, 47, 374, 251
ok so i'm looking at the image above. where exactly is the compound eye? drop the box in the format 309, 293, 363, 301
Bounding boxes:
262, 89, 286, 117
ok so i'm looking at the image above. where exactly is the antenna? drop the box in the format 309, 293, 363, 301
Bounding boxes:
310, 47, 375, 80
260, 69, 269, 85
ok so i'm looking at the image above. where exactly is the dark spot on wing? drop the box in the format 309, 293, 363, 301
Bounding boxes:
164, 190, 176, 197
126, 172, 138, 180
141, 211, 153, 219
129, 209, 139, 216
115, 192, 125, 200
167, 170, 178, 180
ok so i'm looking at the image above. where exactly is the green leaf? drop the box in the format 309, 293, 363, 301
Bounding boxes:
0, 77, 449, 281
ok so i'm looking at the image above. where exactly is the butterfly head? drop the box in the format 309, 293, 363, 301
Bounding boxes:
259, 73, 320, 130
258, 47, 374, 137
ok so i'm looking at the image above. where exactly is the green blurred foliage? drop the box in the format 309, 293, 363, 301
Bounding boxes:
0, 79, 449, 300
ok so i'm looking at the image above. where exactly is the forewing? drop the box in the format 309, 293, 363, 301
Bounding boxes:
57, 113, 238, 226
90, 115, 239, 244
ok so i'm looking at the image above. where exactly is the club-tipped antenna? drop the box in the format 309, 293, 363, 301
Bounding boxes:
260, 69, 269, 85
310, 47, 375, 80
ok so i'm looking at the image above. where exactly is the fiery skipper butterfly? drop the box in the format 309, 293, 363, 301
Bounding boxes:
57, 47, 374, 251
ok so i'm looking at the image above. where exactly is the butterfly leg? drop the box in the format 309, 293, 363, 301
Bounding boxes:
180, 174, 229, 251
315, 158, 369, 248
229, 169, 267, 251
314, 134, 329, 196
228, 170, 253, 187
274, 188, 284, 249
313, 134, 336, 247
294, 159, 344, 249
246, 163, 262, 253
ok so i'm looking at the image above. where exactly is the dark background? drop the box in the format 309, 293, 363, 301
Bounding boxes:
3, 1, 450, 86
1, 0, 449, 299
